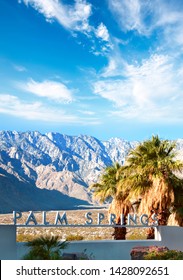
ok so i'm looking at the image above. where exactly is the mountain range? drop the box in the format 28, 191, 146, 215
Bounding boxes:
0, 130, 183, 213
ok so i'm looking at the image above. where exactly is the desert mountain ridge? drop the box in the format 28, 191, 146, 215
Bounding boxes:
0, 130, 183, 213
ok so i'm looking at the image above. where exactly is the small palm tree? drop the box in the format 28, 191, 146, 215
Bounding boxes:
90, 162, 121, 202
90, 162, 132, 239
23, 235, 68, 260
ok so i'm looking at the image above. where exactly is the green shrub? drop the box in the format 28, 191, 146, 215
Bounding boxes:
127, 232, 147, 240
23, 235, 68, 260
66, 234, 84, 241
144, 250, 183, 260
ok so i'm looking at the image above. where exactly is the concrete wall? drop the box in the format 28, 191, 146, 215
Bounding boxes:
59, 239, 162, 260
17, 238, 161, 260
0, 225, 17, 260
56, 226, 183, 260
158, 226, 183, 251
16, 226, 183, 260
0, 226, 182, 260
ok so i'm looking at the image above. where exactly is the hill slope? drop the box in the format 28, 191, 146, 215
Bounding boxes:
0, 130, 182, 213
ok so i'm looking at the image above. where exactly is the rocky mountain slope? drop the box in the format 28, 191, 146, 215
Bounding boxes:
0, 130, 182, 213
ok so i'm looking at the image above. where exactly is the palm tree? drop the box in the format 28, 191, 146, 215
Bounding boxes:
90, 162, 133, 239
23, 235, 68, 260
90, 162, 121, 202
120, 135, 183, 238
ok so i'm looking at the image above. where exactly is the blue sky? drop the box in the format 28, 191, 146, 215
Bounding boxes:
0, 0, 183, 141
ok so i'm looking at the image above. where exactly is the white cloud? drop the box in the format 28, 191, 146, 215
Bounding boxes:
18, 79, 74, 103
94, 79, 131, 107
108, 0, 149, 34
102, 59, 117, 77
95, 23, 110, 42
94, 23, 113, 53
0, 94, 72, 122
0, 94, 99, 124
70, 0, 92, 33
19, 0, 113, 55
19, 0, 92, 33
94, 54, 183, 122
162, 22, 183, 50
101, 55, 126, 77
108, 0, 183, 46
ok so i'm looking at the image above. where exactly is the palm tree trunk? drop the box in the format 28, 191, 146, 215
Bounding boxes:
112, 225, 127, 240
146, 227, 155, 239
112, 216, 127, 240
158, 210, 169, 225
146, 209, 170, 239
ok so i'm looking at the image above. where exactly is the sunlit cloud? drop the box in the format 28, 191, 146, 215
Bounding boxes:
19, 0, 112, 55
0, 94, 100, 124
19, 0, 92, 33
94, 54, 183, 122
95, 23, 110, 42
18, 79, 74, 103
108, 0, 183, 49
108, 0, 150, 35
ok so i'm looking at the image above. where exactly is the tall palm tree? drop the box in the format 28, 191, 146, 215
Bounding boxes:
90, 162, 133, 239
120, 135, 183, 238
